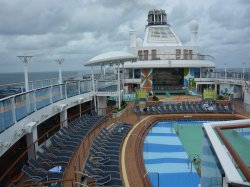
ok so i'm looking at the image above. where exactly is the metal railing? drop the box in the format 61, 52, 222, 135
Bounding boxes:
73, 104, 129, 186
0, 80, 92, 134
0, 78, 59, 97
200, 72, 250, 81
95, 80, 118, 91
138, 53, 214, 61
233, 100, 250, 115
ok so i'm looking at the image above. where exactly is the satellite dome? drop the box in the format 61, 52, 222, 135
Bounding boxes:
189, 20, 199, 32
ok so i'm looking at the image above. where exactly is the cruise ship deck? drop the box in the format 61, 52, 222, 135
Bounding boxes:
1, 8, 250, 187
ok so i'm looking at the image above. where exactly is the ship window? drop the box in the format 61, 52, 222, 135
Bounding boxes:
176, 49, 181, 60
183, 49, 188, 60
134, 69, 141, 79
189, 50, 193, 60
128, 69, 133, 79
151, 50, 157, 60
138, 50, 143, 60
143, 50, 148, 60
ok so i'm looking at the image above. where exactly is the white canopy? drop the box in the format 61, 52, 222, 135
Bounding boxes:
85, 51, 137, 67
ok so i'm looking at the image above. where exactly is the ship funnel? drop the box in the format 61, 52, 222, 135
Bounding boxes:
189, 20, 199, 46
129, 30, 136, 48
147, 9, 167, 25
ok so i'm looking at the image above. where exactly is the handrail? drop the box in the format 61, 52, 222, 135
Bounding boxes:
0, 77, 59, 87
0, 80, 93, 134
72, 104, 127, 184
137, 53, 214, 61
215, 125, 250, 182
16, 178, 75, 187
134, 116, 157, 187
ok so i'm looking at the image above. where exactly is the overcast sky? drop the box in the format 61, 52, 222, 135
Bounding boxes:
0, 0, 249, 73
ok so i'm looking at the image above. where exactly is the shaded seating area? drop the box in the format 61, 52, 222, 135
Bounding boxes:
21, 112, 108, 186
81, 123, 132, 187
134, 101, 234, 115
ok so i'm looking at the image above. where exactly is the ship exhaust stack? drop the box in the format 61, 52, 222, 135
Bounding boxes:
147, 9, 167, 25
129, 30, 136, 48
189, 20, 199, 46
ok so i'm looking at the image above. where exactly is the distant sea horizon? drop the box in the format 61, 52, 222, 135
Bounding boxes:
0, 71, 80, 85
0, 68, 249, 85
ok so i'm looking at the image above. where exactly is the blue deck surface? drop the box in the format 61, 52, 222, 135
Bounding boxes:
143, 121, 200, 187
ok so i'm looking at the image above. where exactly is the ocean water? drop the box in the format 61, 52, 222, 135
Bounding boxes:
0, 71, 78, 85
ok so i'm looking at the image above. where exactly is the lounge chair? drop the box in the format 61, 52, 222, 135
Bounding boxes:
28, 158, 65, 173
22, 165, 62, 181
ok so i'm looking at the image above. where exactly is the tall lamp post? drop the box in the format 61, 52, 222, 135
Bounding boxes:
56, 59, 64, 84
18, 56, 32, 92
224, 63, 227, 79
242, 62, 246, 80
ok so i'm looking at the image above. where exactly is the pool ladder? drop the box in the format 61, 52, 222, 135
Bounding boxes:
188, 153, 200, 172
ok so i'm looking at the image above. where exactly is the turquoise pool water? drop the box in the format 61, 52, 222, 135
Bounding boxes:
143, 121, 201, 187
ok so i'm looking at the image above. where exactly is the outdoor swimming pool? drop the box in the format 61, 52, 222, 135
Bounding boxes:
143, 120, 211, 187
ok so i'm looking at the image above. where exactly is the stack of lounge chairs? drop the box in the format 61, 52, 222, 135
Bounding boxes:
22, 112, 108, 186
81, 123, 132, 187
97, 85, 117, 92
134, 101, 234, 115
153, 85, 183, 91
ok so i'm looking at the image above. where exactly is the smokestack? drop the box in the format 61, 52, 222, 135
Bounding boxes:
129, 30, 136, 48
189, 20, 199, 46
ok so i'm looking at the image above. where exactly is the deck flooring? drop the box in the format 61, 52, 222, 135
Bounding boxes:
62, 99, 250, 187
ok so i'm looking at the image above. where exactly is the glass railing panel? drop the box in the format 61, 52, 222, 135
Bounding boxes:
15, 94, 29, 121
66, 82, 79, 98
52, 85, 64, 102
222, 128, 250, 179
43, 80, 50, 87
31, 81, 43, 90
35, 87, 51, 110
80, 81, 91, 94
0, 101, 5, 132
52, 79, 59, 85
0, 85, 23, 99
201, 131, 223, 187
27, 91, 36, 114
61, 84, 66, 99
0, 98, 14, 130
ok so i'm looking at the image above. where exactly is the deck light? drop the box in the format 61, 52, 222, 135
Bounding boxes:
17, 56, 33, 92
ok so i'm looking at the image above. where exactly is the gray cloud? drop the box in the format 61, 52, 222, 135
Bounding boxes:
0, 0, 249, 73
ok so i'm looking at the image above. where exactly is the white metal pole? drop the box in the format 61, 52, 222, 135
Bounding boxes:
242, 62, 245, 80
117, 64, 121, 110
122, 63, 125, 90
18, 56, 32, 92
59, 64, 62, 84
24, 62, 29, 91
56, 59, 64, 84
92, 67, 97, 111
224, 63, 227, 79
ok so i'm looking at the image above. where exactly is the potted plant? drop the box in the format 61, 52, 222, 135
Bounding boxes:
112, 101, 128, 118
148, 91, 153, 101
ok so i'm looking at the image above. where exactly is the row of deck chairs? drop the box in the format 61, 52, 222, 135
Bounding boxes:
97, 85, 118, 92
153, 85, 183, 91
134, 101, 233, 115
79, 123, 132, 187
21, 111, 108, 186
